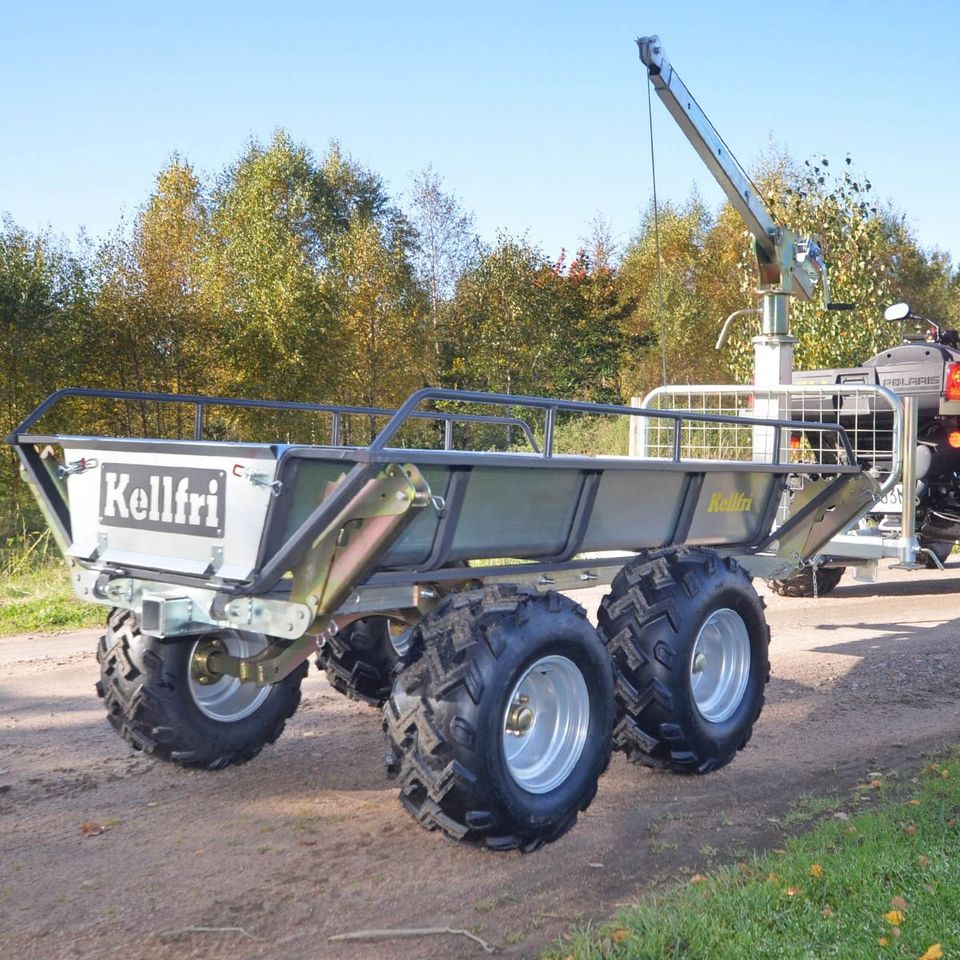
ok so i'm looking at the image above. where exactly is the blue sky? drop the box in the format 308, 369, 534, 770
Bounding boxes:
2, 1, 958, 268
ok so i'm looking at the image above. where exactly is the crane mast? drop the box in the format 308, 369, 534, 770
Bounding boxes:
637, 35, 832, 386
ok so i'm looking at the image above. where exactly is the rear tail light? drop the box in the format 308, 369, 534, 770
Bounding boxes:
949, 431, 960, 449
946, 363, 960, 401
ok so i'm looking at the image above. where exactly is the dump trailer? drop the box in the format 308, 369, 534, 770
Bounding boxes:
8, 385, 876, 850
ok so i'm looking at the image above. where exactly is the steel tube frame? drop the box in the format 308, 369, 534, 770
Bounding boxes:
369, 387, 858, 468
6, 386, 542, 453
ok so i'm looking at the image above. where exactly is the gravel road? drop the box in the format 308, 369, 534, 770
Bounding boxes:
3, 563, 960, 960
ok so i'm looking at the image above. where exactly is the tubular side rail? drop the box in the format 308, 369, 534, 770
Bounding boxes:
370, 387, 861, 468
8, 383, 884, 618
641, 383, 903, 497
7, 387, 542, 453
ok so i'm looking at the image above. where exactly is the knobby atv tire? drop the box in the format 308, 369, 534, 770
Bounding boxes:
317, 616, 411, 706
383, 585, 614, 851
597, 547, 769, 774
96, 608, 307, 769
319, 564, 469, 705
767, 565, 845, 598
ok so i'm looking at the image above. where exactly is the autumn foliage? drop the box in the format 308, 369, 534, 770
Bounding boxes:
1, 133, 958, 538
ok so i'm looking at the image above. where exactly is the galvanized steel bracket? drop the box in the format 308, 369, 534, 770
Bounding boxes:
289, 462, 432, 618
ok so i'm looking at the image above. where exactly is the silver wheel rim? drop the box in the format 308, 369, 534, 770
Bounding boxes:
502, 655, 590, 795
386, 620, 413, 658
689, 608, 751, 723
189, 632, 272, 722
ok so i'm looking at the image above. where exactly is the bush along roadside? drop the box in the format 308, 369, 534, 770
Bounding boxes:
548, 756, 960, 960
0, 532, 102, 637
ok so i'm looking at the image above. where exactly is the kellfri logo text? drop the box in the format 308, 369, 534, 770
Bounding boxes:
706, 491, 753, 513
99, 464, 226, 538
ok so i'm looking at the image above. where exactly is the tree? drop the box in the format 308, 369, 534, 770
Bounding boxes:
618, 196, 733, 399
449, 237, 562, 397
135, 159, 212, 398
549, 242, 628, 405
86, 160, 214, 438
329, 213, 430, 420
407, 167, 480, 380
624, 151, 960, 388
201, 132, 340, 405
723, 154, 918, 381
0, 219, 93, 533
199, 133, 430, 434
888, 236, 958, 328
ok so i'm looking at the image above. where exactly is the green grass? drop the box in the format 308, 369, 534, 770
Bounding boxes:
778, 791, 846, 828
0, 533, 103, 636
547, 759, 960, 960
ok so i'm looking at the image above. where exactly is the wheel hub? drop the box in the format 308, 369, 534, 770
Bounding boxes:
191, 637, 225, 685
689, 608, 751, 724
187, 632, 272, 723
506, 696, 534, 737
501, 655, 590, 794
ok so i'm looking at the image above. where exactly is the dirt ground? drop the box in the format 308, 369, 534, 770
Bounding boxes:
3, 562, 960, 960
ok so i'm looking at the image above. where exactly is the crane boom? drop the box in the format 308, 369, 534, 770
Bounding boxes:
637, 35, 816, 303
637, 36, 777, 261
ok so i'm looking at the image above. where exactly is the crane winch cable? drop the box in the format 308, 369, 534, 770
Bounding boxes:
646, 78, 668, 386
644, 54, 774, 386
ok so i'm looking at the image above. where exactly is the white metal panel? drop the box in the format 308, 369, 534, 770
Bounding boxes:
62, 443, 279, 580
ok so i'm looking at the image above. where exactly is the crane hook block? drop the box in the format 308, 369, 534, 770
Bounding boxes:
637, 35, 664, 75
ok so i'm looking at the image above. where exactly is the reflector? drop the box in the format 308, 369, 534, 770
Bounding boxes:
946, 364, 960, 402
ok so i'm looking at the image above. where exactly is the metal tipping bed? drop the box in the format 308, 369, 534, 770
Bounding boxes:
9, 386, 878, 674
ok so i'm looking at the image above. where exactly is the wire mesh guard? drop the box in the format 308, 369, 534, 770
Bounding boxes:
637, 383, 901, 546
637, 384, 900, 486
